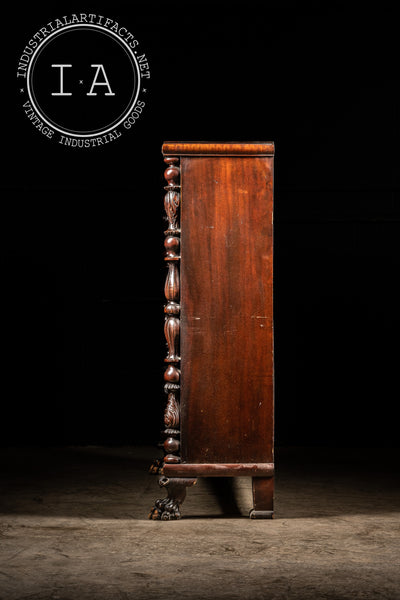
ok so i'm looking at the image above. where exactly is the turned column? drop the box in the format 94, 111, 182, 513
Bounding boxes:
149, 156, 196, 520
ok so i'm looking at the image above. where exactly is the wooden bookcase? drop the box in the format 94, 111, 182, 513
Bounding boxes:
149, 142, 275, 519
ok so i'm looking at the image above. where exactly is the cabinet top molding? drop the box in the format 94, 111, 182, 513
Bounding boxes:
162, 142, 275, 156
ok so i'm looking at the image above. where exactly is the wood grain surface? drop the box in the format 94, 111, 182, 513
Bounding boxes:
180, 154, 274, 464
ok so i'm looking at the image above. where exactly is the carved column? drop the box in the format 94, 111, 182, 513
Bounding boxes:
162, 157, 181, 464
149, 156, 195, 520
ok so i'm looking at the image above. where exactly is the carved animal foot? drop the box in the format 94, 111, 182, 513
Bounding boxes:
148, 476, 196, 520
149, 496, 182, 520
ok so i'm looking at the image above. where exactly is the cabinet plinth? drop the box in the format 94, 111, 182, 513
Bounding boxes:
149, 141, 274, 520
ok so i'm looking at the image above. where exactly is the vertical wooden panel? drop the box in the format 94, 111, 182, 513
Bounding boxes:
180, 155, 274, 464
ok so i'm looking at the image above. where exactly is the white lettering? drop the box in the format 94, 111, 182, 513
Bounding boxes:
86, 64, 115, 96
51, 64, 72, 96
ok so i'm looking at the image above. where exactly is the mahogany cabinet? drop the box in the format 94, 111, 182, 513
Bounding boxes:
149, 142, 275, 519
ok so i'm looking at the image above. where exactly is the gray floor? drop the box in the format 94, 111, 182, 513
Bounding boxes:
0, 445, 399, 600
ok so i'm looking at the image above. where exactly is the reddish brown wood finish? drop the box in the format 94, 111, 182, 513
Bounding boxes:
251, 477, 274, 519
180, 154, 274, 465
151, 142, 274, 520
163, 463, 274, 478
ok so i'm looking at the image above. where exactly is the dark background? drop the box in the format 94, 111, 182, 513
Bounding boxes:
1, 2, 398, 447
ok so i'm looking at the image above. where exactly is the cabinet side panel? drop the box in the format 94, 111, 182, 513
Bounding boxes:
180, 156, 274, 464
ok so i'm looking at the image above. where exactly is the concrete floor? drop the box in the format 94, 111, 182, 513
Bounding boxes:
0, 446, 399, 600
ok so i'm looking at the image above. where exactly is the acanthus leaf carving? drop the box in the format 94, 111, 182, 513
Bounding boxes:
164, 191, 180, 234
164, 392, 180, 429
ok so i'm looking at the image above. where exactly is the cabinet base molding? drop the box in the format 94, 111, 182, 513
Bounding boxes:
163, 463, 274, 478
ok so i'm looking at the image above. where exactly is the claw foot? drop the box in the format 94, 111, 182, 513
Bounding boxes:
148, 477, 196, 520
